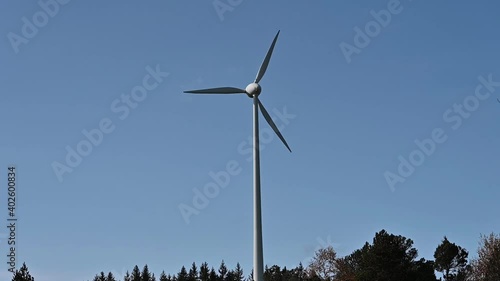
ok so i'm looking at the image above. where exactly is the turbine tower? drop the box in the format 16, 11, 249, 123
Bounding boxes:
184, 30, 290, 281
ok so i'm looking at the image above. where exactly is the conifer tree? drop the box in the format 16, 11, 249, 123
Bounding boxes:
200, 262, 209, 281
12, 263, 35, 281
178, 266, 188, 281
142, 265, 152, 281
234, 263, 244, 281
188, 262, 198, 281
218, 261, 228, 281
106, 271, 117, 281
131, 265, 142, 281
434, 236, 469, 281
93, 272, 106, 281
124, 271, 131, 281
209, 267, 218, 281
159, 271, 168, 281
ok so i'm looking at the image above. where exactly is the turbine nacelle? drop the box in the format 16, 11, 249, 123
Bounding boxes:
246, 83, 261, 97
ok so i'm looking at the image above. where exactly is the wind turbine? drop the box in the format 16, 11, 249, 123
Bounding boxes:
184, 30, 290, 281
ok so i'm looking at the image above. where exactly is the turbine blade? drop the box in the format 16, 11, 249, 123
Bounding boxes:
254, 30, 280, 84
258, 98, 291, 152
184, 87, 247, 94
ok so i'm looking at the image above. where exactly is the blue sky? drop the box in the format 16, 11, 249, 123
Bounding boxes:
1, 1, 500, 280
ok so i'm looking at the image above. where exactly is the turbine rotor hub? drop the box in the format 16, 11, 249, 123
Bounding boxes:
246, 83, 261, 97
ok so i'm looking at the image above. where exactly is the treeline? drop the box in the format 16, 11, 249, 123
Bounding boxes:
11, 230, 500, 281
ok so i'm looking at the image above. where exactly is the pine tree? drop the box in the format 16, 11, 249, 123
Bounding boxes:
106, 272, 117, 281
131, 265, 142, 281
142, 265, 152, 281
296, 263, 305, 281
188, 262, 198, 281
247, 269, 253, 281
434, 236, 469, 281
200, 262, 210, 281
209, 267, 218, 281
218, 261, 228, 281
226, 270, 235, 281
93, 272, 106, 281
234, 263, 244, 281
107, 272, 117, 281
159, 271, 168, 281
178, 266, 188, 281
124, 271, 131, 281
12, 263, 35, 281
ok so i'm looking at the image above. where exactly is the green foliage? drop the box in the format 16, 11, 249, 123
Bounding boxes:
434, 236, 469, 281
73, 230, 491, 281
333, 230, 438, 281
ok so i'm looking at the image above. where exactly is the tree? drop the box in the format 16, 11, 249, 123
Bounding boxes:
366, 230, 418, 281
92, 272, 106, 281
209, 267, 218, 281
142, 265, 152, 281
124, 271, 131, 281
247, 269, 253, 281
335, 245, 366, 281
434, 236, 469, 281
264, 265, 283, 281
12, 263, 35, 281
225, 270, 236, 281
188, 263, 198, 281
218, 261, 228, 281
178, 266, 189, 281
470, 233, 500, 281
131, 266, 142, 281
234, 263, 244, 281
159, 271, 168, 281
200, 263, 210, 281
306, 246, 337, 281
107, 271, 117, 281
295, 263, 306, 281
409, 259, 439, 281
338, 230, 434, 281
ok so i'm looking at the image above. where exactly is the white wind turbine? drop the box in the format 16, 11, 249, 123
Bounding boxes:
184, 30, 291, 281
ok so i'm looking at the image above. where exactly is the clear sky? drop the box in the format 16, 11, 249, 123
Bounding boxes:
1, 1, 500, 280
